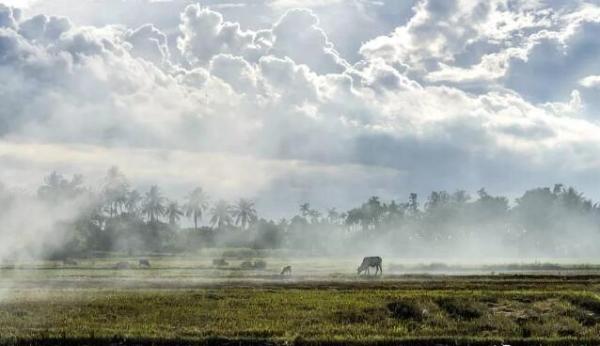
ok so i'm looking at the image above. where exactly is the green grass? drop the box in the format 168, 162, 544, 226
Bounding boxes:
2, 286, 600, 342
3, 255, 600, 345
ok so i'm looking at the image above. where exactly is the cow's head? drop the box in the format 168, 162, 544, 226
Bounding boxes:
357, 265, 365, 275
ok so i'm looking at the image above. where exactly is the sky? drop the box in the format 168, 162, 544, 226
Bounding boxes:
0, 0, 599, 217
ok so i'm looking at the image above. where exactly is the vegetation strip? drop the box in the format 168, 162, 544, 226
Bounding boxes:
4, 337, 600, 346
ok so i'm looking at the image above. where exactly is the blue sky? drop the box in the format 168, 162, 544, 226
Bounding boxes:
1, 0, 599, 217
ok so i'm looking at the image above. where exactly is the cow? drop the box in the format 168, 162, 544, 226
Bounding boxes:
139, 259, 151, 268
357, 256, 383, 276
114, 261, 130, 270
280, 265, 292, 275
254, 260, 267, 270
213, 258, 229, 267
240, 260, 254, 269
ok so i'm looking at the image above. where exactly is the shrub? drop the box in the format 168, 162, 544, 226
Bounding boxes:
435, 297, 484, 320
387, 300, 427, 321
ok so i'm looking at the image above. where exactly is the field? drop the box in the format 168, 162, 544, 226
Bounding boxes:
2, 253, 600, 345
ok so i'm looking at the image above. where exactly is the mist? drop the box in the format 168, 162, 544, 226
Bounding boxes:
1, 0, 600, 263
1, 167, 599, 266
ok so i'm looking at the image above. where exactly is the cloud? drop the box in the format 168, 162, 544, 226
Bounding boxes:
0, 3, 20, 29
580, 75, 600, 88
124, 23, 170, 66
177, 4, 347, 74
269, 8, 348, 74
177, 4, 267, 66
1, 0, 600, 216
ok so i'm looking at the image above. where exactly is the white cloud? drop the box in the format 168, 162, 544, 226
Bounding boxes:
2, 0, 600, 215
580, 75, 600, 88
177, 4, 267, 66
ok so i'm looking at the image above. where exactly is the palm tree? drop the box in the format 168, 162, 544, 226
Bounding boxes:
210, 200, 233, 229
308, 209, 321, 224
232, 198, 257, 230
299, 203, 311, 217
125, 190, 142, 216
142, 185, 166, 223
185, 187, 209, 231
103, 166, 129, 218
166, 201, 184, 227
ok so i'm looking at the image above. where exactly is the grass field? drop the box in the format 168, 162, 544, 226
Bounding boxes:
2, 254, 600, 345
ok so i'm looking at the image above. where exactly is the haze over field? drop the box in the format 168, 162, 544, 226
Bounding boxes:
1, 0, 600, 261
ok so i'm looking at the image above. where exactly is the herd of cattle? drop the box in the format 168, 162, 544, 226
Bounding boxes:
61, 256, 384, 276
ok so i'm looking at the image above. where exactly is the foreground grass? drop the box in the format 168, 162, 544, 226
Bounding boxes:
2, 284, 600, 344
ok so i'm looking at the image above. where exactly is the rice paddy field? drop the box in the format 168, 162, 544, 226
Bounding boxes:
2, 251, 600, 345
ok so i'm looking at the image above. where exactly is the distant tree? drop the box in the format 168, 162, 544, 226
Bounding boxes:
299, 203, 311, 217
232, 198, 257, 230
166, 201, 184, 227
125, 190, 143, 216
425, 191, 450, 211
327, 208, 340, 224
383, 200, 405, 225
364, 196, 385, 227
345, 207, 367, 232
38, 171, 85, 203
142, 185, 166, 223
102, 166, 129, 218
559, 186, 592, 213
210, 200, 233, 229
308, 209, 321, 224
408, 193, 419, 216
185, 187, 209, 231
451, 190, 470, 204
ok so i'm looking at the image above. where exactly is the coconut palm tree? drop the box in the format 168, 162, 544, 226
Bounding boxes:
308, 209, 321, 224
210, 200, 233, 229
125, 190, 142, 216
185, 187, 209, 231
142, 185, 166, 223
103, 166, 129, 218
299, 203, 311, 217
166, 201, 184, 227
232, 198, 257, 230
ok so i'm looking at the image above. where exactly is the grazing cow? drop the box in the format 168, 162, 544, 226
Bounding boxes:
114, 261, 130, 270
240, 260, 254, 269
212, 259, 229, 267
254, 260, 267, 270
280, 265, 292, 275
139, 259, 151, 268
357, 256, 383, 276
63, 259, 78, 266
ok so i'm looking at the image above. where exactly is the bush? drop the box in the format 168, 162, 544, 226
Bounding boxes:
387, 300, 427, 321
435, 297, 484, 320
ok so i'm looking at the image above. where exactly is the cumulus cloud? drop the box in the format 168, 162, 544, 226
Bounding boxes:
124, 23, 170, 66
579, 75, 600, 88
1, 0, 600, 216
269, 8, 348, 74
177, 4, 267, 66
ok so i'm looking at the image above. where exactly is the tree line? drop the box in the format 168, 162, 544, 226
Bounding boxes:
2, 166, 600, 259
